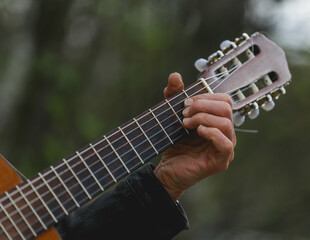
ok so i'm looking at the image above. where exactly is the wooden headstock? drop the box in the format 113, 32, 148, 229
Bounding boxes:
197, 32, 291, 126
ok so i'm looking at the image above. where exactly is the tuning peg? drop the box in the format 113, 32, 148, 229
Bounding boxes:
235, 33, 250, 45
207, 51, 224, 65
220, 40, 237, 52
194, 58, 208, 72
261, 95, 275, 111
247, 102, 260, 119
233, 111, 245, 127
279, 86, 286, 95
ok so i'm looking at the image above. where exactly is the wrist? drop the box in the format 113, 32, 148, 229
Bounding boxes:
154, 165, 184, 202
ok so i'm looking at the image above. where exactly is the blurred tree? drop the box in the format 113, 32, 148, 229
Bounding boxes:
1, 0, 310, 239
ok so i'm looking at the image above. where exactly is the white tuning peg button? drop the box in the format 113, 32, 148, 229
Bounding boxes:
220, 40, 232, 51
233, 111, 245, 127
248, 108, 260, 119
194, 58, 208, 72
262, 100, 275, 111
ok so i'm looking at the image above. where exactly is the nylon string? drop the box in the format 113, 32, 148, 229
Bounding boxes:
1, 62, 245, 238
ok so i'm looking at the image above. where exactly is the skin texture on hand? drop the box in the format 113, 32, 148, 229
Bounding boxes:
154, 73, 236, 201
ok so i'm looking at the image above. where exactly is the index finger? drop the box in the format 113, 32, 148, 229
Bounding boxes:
184, 93, 232, 107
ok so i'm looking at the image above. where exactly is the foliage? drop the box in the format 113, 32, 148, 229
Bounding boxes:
0, 0, 309, 239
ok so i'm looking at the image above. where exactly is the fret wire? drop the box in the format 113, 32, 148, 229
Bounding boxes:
76, 151, 104, 192
0, 201, 26, 240
16, 185, 47, 230
0, 80, 205, 210
0, 71, 216, 211
182, 89, 190, 98
118, 126, 144, 164
0, 84, 211, 236
149, 109, 174, 144
1, 86, 207, 224
39, 173, 69, 216
27, 179, 58, 223
165, 99, 189, 134
0, 215, 13, 240
50, 166, 80, 208
0, 83, 209, 227
89, 143, 117, 183
6, 116, 192, 231
1, 92, 195, 232
104, 135, 130, 173
133, 118, 158, 154
4, 191, 37, 237
62, 158, 92, 200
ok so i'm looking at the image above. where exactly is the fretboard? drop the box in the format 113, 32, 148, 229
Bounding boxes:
0, 81, 207, 240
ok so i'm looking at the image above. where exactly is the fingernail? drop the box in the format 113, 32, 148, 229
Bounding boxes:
183, 118, 190, 124
184, 98, 193, 106
182, 107, 190, 117
198, 125, 207, 131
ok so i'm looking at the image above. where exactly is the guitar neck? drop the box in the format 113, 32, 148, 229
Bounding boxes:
0, 80, 207, 240
0, 32, 293, 240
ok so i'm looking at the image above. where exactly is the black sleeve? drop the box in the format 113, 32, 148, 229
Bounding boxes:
56, 163, 189, 240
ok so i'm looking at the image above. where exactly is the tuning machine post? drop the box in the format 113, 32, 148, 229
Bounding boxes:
235, 33, 250, 46
207, 50, 224, 66
271, 86, 286, 100
194, 50, 225, 72
220, 40, 237, 54
233, 101, 260, 127
247, 102, 260, 119
258, 94, 275, 111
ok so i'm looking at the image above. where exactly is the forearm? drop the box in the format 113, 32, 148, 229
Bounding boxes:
56, 163, 189, 240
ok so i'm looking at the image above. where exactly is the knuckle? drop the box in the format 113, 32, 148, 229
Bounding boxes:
219, 93, 233, 106
193, 113, 206, 125
223, 141, 234, 153
221, 102, 233, 118
220, 118, 232, 134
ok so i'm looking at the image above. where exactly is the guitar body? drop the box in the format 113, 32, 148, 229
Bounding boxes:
0, 155, 60, 240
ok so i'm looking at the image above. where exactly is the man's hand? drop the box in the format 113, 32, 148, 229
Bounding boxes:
154, 72, 236, 201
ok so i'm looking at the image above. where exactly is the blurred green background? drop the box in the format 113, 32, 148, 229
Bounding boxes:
1, 0, 310, 239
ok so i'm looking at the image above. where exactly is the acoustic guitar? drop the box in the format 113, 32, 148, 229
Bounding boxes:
0, 32, 291, 240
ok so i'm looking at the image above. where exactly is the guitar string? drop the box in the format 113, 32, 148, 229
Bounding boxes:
3, 58, 257, 238
4, 82, 210, 240
0, 69, 236, 238
5, 42, 276, 238
228, 73, 278, 102
10, 57, 256, 238
0, 65, 237, 208
7, 81, 216, 237
9, 125, 189, 240
7, 58, 273, 239
2, 61, 247, 237
0, 63, 244, 236
1, 37, 256, 212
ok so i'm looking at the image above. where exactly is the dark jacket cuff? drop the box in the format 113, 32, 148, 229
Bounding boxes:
126, 163, 189, 239
56, 163, 189, 240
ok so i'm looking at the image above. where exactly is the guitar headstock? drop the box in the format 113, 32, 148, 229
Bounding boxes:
195, 32, 291, 126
